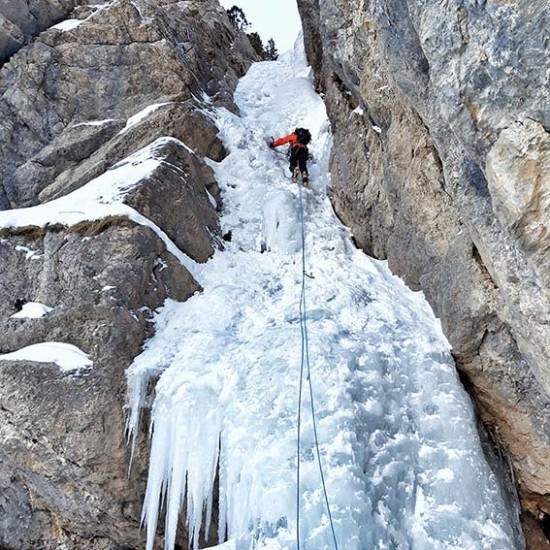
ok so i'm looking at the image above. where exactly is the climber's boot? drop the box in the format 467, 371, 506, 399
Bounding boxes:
292, 167, 300, 183
302, 171, 309, 187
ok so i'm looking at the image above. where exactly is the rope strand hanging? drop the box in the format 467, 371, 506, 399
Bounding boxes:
296, 183, 339, 550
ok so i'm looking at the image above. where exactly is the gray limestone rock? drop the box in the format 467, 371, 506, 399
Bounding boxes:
0, 14, 25, 63
0, 0, 254, 207
12, 118, 125, 205
0, 222, 199, 549
123, 140, 222, 263
486, 119, 550, 288
0, 132, 224, 550
0, 0, 87, 64
38, 101, 225, 206
297, 0, 550, 543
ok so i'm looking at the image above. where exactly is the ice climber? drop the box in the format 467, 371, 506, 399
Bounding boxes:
269, 127, 312, 186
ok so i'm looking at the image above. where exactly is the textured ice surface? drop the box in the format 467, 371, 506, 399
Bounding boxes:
127, 38, 519, 550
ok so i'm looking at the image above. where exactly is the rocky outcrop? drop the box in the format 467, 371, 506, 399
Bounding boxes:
0, 220, 198, 550
297, 0, 550, 545
0, 0, 253, 209
0, 140, 219, 550
0, 1, 254, 548
0, 0, 89, 64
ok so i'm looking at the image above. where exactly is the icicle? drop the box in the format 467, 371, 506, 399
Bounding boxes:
164, 408, 188, 550
125, 368, 149, 472
142, 411, 171, 550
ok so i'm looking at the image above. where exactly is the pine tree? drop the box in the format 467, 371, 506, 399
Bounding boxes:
226, 5, 250, 31
247, 32, 264, 59
227, 5, 279, 62
246, 34, 279, 62
264, 38, 279, 61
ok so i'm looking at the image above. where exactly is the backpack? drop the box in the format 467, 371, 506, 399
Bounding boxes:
294, 127, 311, 145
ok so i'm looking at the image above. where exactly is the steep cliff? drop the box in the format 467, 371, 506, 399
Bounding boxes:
297, 0, 550, 545
0, 1, 254, 548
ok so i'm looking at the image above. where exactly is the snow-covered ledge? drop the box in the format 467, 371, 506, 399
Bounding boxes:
0, 342, 93, 374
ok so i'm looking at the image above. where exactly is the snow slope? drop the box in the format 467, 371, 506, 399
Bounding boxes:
127, 41, 519, 549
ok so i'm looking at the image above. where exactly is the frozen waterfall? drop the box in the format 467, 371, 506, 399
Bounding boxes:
126, 39, 520, 550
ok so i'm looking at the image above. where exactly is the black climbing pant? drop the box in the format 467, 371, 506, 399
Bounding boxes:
289, 146, 308, 177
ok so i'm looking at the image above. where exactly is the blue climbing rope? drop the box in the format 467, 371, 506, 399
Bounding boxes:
296, 182, 339, 550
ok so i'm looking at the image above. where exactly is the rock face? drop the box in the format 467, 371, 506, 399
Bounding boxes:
297, 0, 550, 545
0, 0, 252, 209
0, 1, 254, 548
0, 0, 88, 64
0, 220, 199, 550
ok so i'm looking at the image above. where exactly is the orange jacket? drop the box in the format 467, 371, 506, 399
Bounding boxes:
272, 133, 308, 149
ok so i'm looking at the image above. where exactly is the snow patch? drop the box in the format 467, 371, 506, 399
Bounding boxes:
50, 2, 111, 33
0, 142, 161, 230
154, 258, 168, 271
0, 137, 199, 278
120, 103, 174, 134
72, 118, 117, 128
51, 19, 83, 31
15, 245, 41, 260
10, 302, 53, 319
0, 342, 93, 373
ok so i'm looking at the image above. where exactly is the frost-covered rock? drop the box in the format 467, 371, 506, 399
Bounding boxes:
296, 0, 550, 543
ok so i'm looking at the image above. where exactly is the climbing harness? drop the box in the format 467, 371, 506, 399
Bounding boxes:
296, 184, 339, 550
